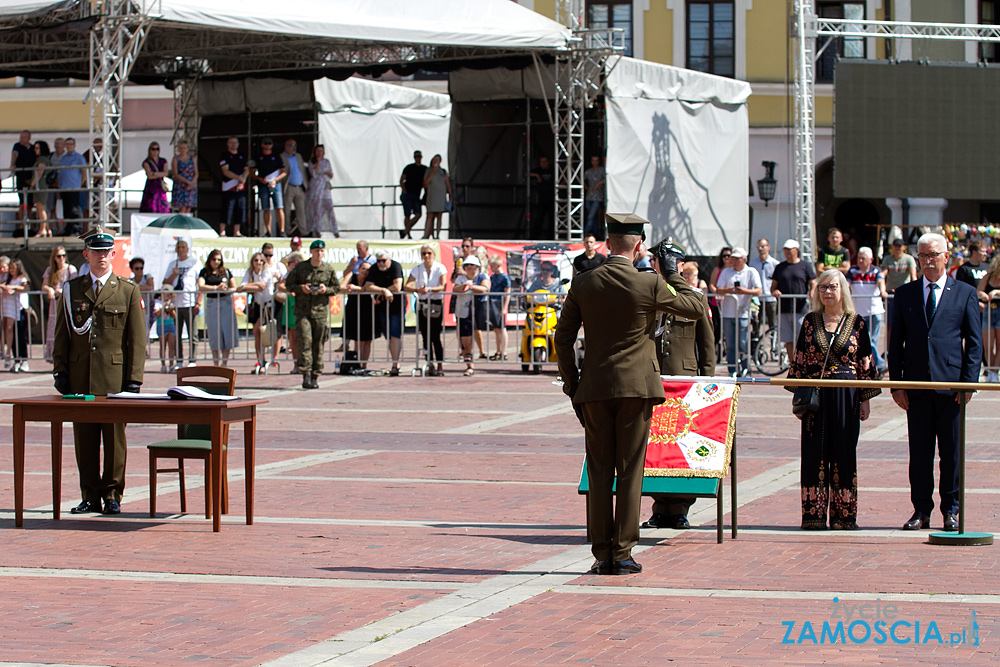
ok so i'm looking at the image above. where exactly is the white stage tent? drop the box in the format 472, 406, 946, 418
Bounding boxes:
0, 0, 571, 82
314, 78, 451, 235
0, 2, 749, 250
449, 58, 751, 253
606, 58, 752, 254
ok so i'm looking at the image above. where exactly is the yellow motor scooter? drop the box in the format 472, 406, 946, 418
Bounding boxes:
520, 289, 560, 374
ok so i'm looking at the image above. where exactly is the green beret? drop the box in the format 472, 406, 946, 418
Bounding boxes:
310, 239, 326, 250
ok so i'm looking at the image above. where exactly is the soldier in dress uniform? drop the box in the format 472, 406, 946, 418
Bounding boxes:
53, 227, 146, 515
284, 239, 339, 389
642, 238, 716, 530
554, 214, 706, 576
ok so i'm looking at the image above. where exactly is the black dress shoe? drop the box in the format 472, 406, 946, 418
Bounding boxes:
588, 560, 612, 575
902, 512, 930, 530
943, 513, 959, 532
641, 513, 670, 529
613, 558, 643, 575
70, 500, 100, 514
103, 499, 121, 515
671, 514, 691, 530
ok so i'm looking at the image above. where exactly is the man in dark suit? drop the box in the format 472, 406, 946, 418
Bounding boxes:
555, 214, 706, 575
643, 239, 715, 530
888, 232, 982, 532
53, 228, 146, 515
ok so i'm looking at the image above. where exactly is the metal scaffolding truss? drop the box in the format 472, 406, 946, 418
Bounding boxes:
171, 76, 199, 153
816, 17, 1000, 42
1, 1, 622, 237
89, 1, 152, 231
792, 1, 817, 262
793, 3, 1000, 260
550, 0, 623, 241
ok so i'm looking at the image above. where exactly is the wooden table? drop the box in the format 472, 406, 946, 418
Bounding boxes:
4, 395, 268, 532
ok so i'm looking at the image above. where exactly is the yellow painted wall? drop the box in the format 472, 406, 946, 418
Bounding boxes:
745, 1, 790, 82
748, 92, 832, 128
0, 100, 88, 133
643, 3, 673, 66
747, 94, 790, 128
534, 0, 555, 21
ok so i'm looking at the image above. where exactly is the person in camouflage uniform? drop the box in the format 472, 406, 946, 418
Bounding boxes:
284, 239, 339, 388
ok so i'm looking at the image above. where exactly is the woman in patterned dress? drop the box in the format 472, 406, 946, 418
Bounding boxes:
139, 142, 170, 213
170, 139, 198, 213
306, 145, 338, 237
787, 269, 881, 530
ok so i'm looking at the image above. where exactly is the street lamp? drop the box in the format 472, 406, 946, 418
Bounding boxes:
757, 161, 777, 207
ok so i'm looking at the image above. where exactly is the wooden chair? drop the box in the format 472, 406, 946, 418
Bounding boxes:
147, 366, 237, 518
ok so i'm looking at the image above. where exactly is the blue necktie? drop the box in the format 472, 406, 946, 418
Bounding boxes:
925, 283, 937, 323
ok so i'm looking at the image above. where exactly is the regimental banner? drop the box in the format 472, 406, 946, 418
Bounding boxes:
644, 379, 739, 479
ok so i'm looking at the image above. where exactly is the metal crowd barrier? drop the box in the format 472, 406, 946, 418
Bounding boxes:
3, 285, 998, 380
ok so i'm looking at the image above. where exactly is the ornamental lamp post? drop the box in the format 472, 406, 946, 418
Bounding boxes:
757, 161, 777, 207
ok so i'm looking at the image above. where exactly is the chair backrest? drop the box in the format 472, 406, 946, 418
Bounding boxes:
176, 366, 238, 440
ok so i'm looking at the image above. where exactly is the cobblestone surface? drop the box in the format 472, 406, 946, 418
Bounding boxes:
0, 360, 997, 666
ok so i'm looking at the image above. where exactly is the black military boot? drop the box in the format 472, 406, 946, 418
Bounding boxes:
302, 373, 313, 389
309, 374, 319, 389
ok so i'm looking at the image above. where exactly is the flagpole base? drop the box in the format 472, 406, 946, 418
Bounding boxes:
927, 531, 994, 546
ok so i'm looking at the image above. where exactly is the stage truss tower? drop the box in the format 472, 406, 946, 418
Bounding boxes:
553, 0, 623, 241
792, 0, 1000, 261
87, 0, 151, 231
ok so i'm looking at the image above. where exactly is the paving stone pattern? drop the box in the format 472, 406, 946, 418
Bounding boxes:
0, 361, 997, 666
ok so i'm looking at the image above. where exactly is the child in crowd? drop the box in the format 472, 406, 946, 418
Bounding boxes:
155, 298, 177, 373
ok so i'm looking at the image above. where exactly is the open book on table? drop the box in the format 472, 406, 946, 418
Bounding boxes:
107, 386, 240, 401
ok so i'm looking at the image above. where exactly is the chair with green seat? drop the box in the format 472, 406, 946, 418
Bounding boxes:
147, 366, 237, 518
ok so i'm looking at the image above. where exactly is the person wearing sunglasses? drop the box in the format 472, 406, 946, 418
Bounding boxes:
40, 246, 78, 361
787, 269, 880, 530
139, 142, 169, 213
364, 249, 405, 376
708, 246, 733, 350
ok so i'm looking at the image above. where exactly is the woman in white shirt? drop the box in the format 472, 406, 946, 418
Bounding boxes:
404, 244, 448, 376
238, 251, 281, 374
2, 259, 31, 372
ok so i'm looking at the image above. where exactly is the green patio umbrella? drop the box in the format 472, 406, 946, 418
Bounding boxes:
141, 214, 219, 238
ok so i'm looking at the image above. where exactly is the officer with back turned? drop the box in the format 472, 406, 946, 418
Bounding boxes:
642, 238, 716, 530
53, 227, 146, 516
554, 214, 706, 576
285, 239, 339, 389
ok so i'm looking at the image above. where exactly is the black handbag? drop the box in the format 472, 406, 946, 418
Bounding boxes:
791, 314, 845, 417
791, 386, 820, 417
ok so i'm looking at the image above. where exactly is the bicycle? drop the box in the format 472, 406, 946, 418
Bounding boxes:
751, 307, 790, 376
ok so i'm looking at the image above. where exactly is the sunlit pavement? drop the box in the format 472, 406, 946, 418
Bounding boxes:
0, 361, 997, 666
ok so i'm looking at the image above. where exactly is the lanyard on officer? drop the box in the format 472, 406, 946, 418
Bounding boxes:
62, 287, 94, 336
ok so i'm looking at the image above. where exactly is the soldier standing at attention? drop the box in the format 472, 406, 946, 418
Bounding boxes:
53, 228, 145, 516
285, 239, 339, 389
642, 238, 716, 531
554, 214, 706, 576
